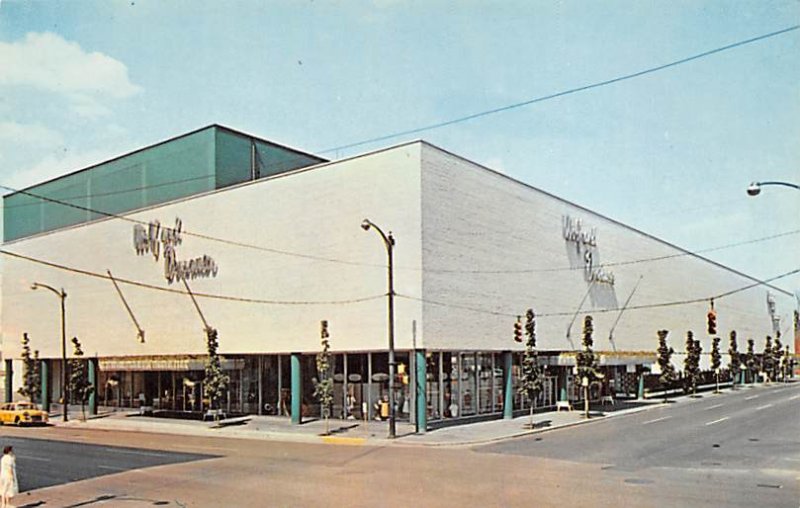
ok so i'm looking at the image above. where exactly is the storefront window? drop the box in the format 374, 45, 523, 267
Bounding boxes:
461, 353, 476, 416
477, 353, 494, 414
444, 353, 458, 418
395, 352, 410, 420
426, 352, 441, 420
346, 354, 367, 420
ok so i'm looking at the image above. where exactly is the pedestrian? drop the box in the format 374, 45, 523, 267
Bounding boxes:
0, 446, 18, 508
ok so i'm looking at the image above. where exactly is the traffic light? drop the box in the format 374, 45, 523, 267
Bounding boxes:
514, 317, 523, 343
707, 309, 717, 336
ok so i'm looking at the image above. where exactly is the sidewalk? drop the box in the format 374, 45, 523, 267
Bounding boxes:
51, 397, 663, 447
39, 380, 796, 447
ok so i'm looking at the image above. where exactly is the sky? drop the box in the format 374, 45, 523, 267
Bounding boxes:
0, 1, 798, 301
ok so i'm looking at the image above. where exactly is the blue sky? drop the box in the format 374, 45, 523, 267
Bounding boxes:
0, 1, 798, 299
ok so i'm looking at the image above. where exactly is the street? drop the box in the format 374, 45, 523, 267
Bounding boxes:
2, 436, 215, 492
480, 382, 800, 507
1, 383, 797, 507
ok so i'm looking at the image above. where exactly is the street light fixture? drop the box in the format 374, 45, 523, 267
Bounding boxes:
361, 218, 397, 438
746, 181, 800, 196
31, 282, 69, 422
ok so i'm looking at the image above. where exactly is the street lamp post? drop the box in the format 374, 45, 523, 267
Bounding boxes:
746, 181, 800, 196
361, 218, 397, 439
31, 282, 68, 422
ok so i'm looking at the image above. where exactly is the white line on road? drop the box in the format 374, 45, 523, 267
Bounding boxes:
171, 445, 228, 452
18, 455, 51, 462
103, 448, 165, 458
789, 395, 800, 401
643, 416, 672, 425
745, 395, 759, 400
98, 465, 126, 471
703, 404, 724, 411
756, 404, 773, 410
705, 417, 730, 426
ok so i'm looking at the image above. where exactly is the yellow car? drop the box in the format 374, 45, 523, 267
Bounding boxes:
0, 401, 49, 426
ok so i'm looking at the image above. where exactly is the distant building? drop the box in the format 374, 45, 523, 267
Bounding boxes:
2, 125, 793, 428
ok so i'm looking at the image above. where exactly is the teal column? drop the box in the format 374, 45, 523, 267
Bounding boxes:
40, 360, 50, 412
503, 351, 513, 419
4, 359, 12, 403
415, 350, 427, 433
637, 373, 645, 400
290, 353, 302, 425
88, 358, 98, 416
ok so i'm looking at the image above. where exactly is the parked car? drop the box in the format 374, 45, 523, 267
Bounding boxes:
0, 401, 49, 426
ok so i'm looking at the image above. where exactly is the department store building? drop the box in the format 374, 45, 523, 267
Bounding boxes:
2, 125, 794, 430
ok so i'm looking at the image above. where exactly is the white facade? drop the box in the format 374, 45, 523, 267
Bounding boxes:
2, 141, 794, 371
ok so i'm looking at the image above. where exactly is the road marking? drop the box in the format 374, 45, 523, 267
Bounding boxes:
103, 448, 165, 458
704, 404, 724, 411
171, 445, 228, 452
18, 455, 50, 462
705, 417, 729, 426
745, 395, 759, 400
98, 465, 126, 471
642, 416, 671, 425
756, 404, 773, 410
322, 436, 365, 446
788, 395, 800, 401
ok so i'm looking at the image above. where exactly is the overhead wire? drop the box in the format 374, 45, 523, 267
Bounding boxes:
1, 26, 797, 284
2, 180, 798, 284
395, 267, 800, 319
0, 249, 386, 306
318, 25, 800, 154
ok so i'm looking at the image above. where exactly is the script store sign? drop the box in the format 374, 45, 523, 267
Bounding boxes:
133, 218, 219, 284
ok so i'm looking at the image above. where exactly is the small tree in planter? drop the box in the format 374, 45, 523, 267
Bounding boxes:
204, 327, 229, 419
314, 320, 334, 435
761, 336, 774, 383
710, 337, 722, 393
745, 339, 756, 383
772, 336, 784, 382
656, 330, 677, 402
728, 331, 741, 389
781, 345, 791, 382
683, 332, 701, 396
517, 309, 543, 429
576, 316, 600, 419
69, 337, 93, 421
18, 333, 41, 404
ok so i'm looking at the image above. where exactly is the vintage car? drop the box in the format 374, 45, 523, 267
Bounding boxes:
0, 401, 49, 426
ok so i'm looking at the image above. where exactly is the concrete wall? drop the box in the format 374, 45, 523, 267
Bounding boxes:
2, 144, 424, 361
420, 144, 795, 358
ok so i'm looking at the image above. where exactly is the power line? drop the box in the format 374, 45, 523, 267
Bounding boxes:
319, 25, 799, 154
3, 182, 798, 279
395, 267, 800, 319
0, 249, 386, 306
420, 228, 800, 274
0, 183, 386, 269
3, 244, 796, 318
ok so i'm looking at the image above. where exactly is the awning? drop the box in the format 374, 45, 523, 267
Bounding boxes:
99, 356, 244, 372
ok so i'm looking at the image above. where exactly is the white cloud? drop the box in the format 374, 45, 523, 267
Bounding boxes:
0, 32, 142, 117
0, 121, 64, 150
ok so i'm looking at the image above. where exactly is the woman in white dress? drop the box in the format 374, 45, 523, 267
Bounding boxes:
0, 446, 18, 508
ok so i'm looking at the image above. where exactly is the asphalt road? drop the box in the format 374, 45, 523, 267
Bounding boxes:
479, 382, 800, 507
1, 383, 797, 507
0, 436, 216, 492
